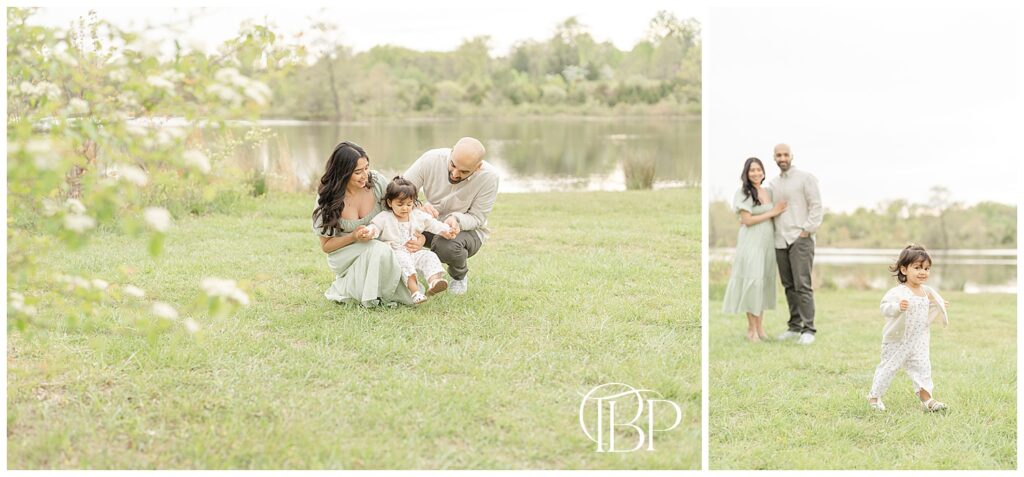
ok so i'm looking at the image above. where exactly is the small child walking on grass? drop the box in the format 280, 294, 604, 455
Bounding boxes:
867, 244, 950, 412
366, 176, 455, 305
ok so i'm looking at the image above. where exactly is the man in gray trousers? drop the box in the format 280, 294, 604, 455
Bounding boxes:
770, 144, 823, 345
404, 137, 499, 295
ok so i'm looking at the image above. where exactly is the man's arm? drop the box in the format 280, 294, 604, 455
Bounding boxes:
447, 175, 498, 231
405, 149, 442, 216
801, 174, 823, 234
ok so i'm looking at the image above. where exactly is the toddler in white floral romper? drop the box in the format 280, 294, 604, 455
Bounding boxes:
867, 244, 950, 412
366, 176, 455, 305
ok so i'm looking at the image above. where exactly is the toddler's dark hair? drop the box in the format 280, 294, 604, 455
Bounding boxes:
383, 176, 420, 211
889, 244, 932, 283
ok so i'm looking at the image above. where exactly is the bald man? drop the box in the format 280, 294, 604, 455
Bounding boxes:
403, 137, 499, 295
769, 144, 823, 345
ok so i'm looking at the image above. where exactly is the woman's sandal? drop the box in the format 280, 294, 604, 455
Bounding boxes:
921, 398, 947, 412
427, 278, 448, 296
412, 291, 428, 304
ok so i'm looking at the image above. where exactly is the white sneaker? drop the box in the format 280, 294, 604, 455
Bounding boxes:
798, 333, 816, 345
777, 330, 801, 341
450, 276, 468, 295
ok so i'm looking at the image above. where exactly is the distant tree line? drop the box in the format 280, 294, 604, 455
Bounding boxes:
710, 192, 1016, 249
265, 12, 701, 119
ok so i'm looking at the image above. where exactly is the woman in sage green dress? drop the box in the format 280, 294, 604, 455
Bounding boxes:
312, 141, 414, 307
722, 157, 787, 342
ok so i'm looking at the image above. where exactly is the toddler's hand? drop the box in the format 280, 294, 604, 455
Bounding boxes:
943, 299, 950, 308
352, 225, 372, 242
443, 217, 460, 238
899, 299, 909, 311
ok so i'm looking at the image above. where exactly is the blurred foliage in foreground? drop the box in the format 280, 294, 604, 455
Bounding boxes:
6, 8, 298, 332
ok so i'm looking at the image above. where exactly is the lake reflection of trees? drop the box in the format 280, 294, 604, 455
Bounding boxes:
234, 118, 700, 191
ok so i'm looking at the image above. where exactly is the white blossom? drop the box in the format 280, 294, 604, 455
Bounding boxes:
26, 138, 60, 169
183, 149, 211, 173
156, 130, 174, 146
42, 83, 61, 100
147, 75, 175, 93
151, 302, 179, 320
200, 277, 251, 306
118, 164, 149, 187
214, 68, 242, 84
117, 92, 140, 109
42, 198, 61, 216
183, 317, 201, 333
208, 83, 242, 105
243, 82, 272, 106
165, 127, 187, 139
143, 207, 172, 232
8, 291, 37, 317
65, 198, 86, 214
108, 68, 129, 83
64, 214, 96, 233
54, 49, 78, 66
20, 81, 61, 100
56, 274, 92, 290
127, 37, 162, 58
68, 98, 89, 114
123, 285, 146, 298
90, 279, 109, 290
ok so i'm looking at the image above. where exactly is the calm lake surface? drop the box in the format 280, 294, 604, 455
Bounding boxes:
711, 248, 1017, 294
225, 117, 700, 193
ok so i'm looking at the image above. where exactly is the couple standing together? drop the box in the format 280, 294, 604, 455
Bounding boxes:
311, 137, 498, 307
722, 144, 823, 344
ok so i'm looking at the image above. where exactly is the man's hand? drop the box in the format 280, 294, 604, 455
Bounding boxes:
442, 216, 460, 239
419, 202, 440, 218
799, 230, 810, 238
404, 232, 425, 252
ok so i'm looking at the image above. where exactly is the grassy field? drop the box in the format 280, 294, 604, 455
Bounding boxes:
709, 284, 1016, 470
7, 188, 700, 469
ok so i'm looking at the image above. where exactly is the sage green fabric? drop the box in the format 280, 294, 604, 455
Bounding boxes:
314, 170, 413, 307
722, 187, 777, 315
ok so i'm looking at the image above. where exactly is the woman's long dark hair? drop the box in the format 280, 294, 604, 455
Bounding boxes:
740, 157, 766, 206
312, 141, 375, 236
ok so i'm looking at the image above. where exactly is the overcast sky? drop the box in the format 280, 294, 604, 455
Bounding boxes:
706, 7, 1020, 211
21, 1, 706, 57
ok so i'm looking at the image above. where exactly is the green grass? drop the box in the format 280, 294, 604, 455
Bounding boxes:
709, 287, 1016, 470
7, 188, 700, 469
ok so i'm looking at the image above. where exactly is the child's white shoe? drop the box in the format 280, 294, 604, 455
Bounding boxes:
868, 399, 886, 411
921, 398, 947, 412
412, 291, 428, 304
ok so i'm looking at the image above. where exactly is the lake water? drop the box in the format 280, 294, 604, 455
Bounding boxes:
225, 117, 700, 193
710, 248, 1017, 294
